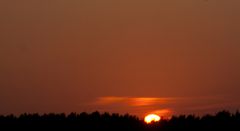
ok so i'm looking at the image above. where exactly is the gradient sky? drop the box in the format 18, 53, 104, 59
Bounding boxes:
0, 0, 240, 118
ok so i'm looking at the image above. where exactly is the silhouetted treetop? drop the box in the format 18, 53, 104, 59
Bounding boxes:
0, 110, 239, 131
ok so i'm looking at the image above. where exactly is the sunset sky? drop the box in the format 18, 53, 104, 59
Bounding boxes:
0, 0, 240, 118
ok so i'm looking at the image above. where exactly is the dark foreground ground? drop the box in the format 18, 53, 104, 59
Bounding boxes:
0, 111, 240, 131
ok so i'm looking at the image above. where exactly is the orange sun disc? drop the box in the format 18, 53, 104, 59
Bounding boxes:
144, 114, 161, 124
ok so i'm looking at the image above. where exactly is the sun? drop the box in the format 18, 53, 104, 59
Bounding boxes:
144, 114, 161, 124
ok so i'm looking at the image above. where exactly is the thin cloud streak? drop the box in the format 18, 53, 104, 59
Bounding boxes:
89, 95, 239, 118
95, 96, 175, 107
94, 96, 222, 107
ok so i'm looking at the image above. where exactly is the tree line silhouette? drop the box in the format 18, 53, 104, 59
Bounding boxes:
0, 110, 240, 131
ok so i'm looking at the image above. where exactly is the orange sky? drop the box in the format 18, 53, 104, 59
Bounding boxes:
0, 0, 240, 118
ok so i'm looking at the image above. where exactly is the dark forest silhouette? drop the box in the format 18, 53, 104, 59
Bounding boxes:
0, 110, 240, 131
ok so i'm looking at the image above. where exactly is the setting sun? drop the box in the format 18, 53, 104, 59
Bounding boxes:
144, 114, 161, 124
